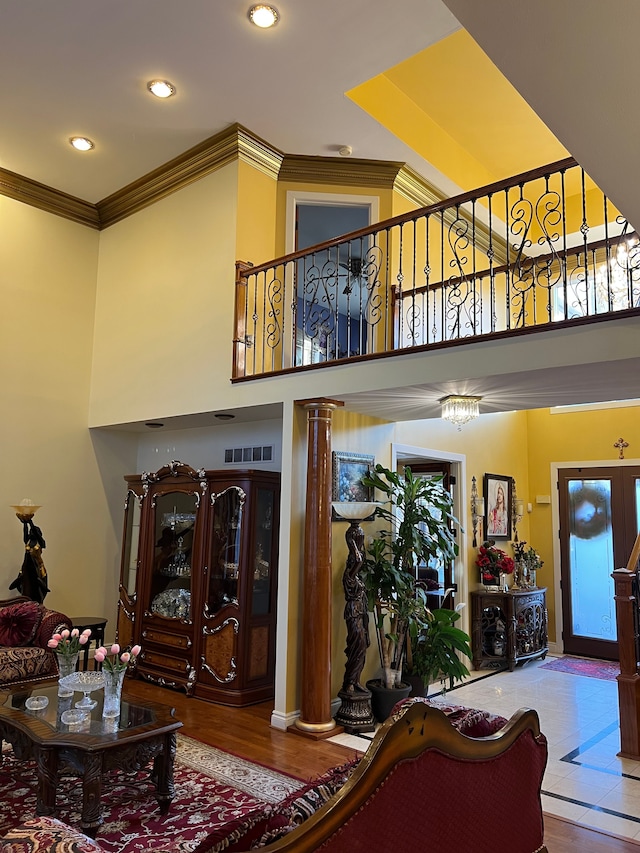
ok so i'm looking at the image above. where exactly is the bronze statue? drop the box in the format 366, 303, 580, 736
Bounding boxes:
9, 515, 49, 603
341, 521, 370, 694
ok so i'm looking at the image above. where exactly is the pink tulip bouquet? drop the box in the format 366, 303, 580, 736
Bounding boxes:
48, 627, 92, 660
94, 643, 141, 673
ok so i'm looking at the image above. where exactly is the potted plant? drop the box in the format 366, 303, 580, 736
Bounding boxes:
409, 604, 472, 696
360, 464, 460, 720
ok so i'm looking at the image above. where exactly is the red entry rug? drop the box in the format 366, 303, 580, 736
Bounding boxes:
540, 656, 620, 681
0, 734, 304, 852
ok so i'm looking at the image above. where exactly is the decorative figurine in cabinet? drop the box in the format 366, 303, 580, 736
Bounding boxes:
116, 461, 280, 706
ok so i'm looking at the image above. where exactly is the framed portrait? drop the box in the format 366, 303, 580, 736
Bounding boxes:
331, 451, 375, 519
483, 473, 512, 541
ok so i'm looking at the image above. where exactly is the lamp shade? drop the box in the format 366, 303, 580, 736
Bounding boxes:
332, 502, 378, 521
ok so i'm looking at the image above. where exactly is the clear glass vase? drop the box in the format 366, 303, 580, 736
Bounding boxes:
102, 668, 126, 718
57, 652, 79, 697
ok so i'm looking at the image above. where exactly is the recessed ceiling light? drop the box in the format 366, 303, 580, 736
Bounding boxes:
214, 413, 235, 421
69, 136, 94, 152
145, 421, 164, 429
248, 4, 279, 28
147, 80, 176, 99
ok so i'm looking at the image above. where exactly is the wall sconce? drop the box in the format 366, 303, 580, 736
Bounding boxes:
470, 476, 485, 547
511, 479, 524, 542
440, 395, 482, 430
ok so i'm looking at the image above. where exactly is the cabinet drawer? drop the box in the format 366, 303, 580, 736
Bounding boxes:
142, 627, 192, 651
140, 648, 190, 674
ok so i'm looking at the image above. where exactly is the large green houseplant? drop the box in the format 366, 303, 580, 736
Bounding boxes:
360, 464, 461, 699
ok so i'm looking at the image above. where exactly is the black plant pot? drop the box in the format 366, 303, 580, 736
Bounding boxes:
403, 673, 427, 698
366, 678, 412, 723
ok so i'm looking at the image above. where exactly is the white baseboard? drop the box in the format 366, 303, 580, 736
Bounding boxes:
547, 641, 561, 656
271, 698, 342, 731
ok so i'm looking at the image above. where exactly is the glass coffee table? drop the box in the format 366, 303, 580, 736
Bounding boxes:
0, 680, 182, 836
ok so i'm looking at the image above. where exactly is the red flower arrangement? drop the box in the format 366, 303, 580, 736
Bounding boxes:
476, 542, 514, 585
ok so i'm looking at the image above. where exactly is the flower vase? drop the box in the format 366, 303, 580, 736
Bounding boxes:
102, 668, 126, 718
57, 653, 79, 697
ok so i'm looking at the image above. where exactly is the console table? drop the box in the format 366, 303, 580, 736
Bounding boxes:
470, 588, 548, 671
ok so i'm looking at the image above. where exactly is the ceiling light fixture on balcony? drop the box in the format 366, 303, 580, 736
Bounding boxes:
440, 394, 482, 430
69, 136, 94, 152
147, 80, 176, 99
248, 4, 279, 28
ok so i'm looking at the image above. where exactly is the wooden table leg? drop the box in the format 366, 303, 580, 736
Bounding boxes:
36, 747, 58, 816
153, 731, 177, 814
80, 752, 104, 836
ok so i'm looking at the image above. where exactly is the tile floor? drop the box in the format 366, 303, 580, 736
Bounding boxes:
331, 659, 640, 843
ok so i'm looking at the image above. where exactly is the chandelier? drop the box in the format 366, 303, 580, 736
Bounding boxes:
440, 395, 482, 429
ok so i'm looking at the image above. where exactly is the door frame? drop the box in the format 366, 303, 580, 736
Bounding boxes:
285, 191, 380, 256
392, 443, 469, 637
551, 456, 640, 657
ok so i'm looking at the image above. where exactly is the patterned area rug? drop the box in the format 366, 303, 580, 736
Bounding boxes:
540, 656, 620, 681
0, 734, 303, 852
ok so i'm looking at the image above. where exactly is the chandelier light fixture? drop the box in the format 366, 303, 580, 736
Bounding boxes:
440, 395, 482, 429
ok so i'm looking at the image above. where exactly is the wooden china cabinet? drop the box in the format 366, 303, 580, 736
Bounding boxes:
116, 461, 280, 706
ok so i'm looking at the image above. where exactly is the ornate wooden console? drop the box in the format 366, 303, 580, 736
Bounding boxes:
471, 587, 548, 671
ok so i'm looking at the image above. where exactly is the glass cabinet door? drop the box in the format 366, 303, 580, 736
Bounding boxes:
122, 491, 142, 597
252, 488, 274, 615
149, 490, 197, 620
208, 487, 245, 613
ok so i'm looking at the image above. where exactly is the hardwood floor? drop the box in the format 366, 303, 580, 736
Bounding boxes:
126, 679, 640, 850
126, 679, 354, 780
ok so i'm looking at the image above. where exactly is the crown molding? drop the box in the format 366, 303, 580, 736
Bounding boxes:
278, 154, 405, 188
0, 167, 99, 229
394, 164, 445, 208
97, 124, 283, 229
0, 127, 507, 263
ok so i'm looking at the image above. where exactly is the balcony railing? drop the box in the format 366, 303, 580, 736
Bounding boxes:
233, 157, 640, 380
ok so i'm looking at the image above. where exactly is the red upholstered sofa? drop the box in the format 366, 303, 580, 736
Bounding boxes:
0, 596, 72, 688
0, 699, 548, 853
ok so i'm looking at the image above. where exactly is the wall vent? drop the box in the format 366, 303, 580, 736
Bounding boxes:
224, 445, 274, 464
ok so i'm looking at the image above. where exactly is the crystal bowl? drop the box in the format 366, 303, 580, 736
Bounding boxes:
58, 670, 105, 710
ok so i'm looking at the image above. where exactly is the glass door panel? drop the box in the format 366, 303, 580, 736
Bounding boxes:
252, 488, 274, 615
122, 492, 142, 597
208, 487, 245, 613
149, 491, 197, 619
567, 478, 616, 644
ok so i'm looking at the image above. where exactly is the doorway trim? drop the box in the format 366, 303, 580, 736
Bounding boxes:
285, 191, 380, 255
551, 457, 640, 658
392, 443, 469, 636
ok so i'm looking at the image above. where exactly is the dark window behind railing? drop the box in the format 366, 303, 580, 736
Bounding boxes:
233, 157, 640, 380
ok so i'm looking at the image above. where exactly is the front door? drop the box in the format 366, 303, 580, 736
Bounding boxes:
558, 466, 640, 659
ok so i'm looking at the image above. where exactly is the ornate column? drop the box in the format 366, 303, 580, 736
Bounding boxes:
294, 398, 343, 737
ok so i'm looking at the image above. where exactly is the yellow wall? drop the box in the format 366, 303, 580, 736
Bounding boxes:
90, 165, 240, 427
0, 195, 133, 624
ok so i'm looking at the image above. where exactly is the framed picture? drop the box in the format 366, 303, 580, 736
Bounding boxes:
331, 451, 375, 519
483, 473, 512, 541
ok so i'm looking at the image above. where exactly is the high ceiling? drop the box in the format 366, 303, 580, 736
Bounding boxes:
3, 0, 639, 424
1, 0, 462, 203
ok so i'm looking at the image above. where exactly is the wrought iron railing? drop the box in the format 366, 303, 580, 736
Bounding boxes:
233, 157, 640, 380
